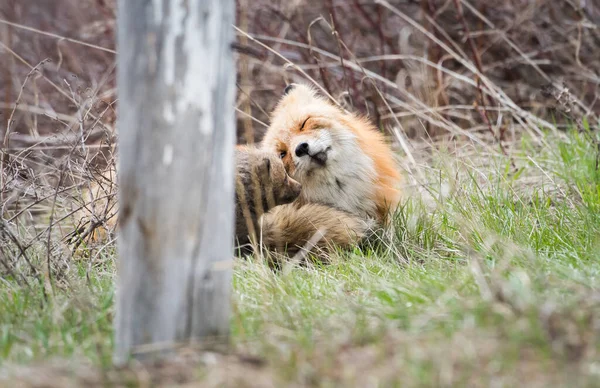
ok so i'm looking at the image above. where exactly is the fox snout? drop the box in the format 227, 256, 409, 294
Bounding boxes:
279, 176, 302, 205
295, 142, 310, 157
295, 142, 328, 166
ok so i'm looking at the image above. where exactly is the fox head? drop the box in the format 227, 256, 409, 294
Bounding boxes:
262, 83, 368, 178
261, 83, 402, 221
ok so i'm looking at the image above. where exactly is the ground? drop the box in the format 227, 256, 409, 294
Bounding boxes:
1, 129, 599, 387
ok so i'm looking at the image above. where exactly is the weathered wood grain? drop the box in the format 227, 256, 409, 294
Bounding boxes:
113, 0, 235, 365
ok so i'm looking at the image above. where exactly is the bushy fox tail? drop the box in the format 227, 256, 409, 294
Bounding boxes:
257, 203, 375, 259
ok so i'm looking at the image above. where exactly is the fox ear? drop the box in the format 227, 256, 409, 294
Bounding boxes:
283, 83, 296, 95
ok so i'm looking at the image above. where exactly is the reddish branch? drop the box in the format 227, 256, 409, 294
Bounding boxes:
452, 0, 510, 157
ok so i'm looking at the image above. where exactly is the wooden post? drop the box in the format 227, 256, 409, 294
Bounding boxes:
113, 0, 235, 365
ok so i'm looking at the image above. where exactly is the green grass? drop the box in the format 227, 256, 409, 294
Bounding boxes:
1, 129, 600, 386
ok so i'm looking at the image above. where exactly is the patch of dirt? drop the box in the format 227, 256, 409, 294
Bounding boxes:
0, 350, 277, 388
3, 324, 594, 388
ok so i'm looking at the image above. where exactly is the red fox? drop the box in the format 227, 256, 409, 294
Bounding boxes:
259, 83, 402, 255
74, 84, 401, 259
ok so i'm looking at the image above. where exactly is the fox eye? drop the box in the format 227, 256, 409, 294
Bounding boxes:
299, 117, 310, 131
279, 150, 287, 158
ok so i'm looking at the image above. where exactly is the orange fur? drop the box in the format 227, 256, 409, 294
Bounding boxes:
339, 114, 403, 222
259, 83, 403, 255
262, 83, 402, 220
260, 202, 375, 257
